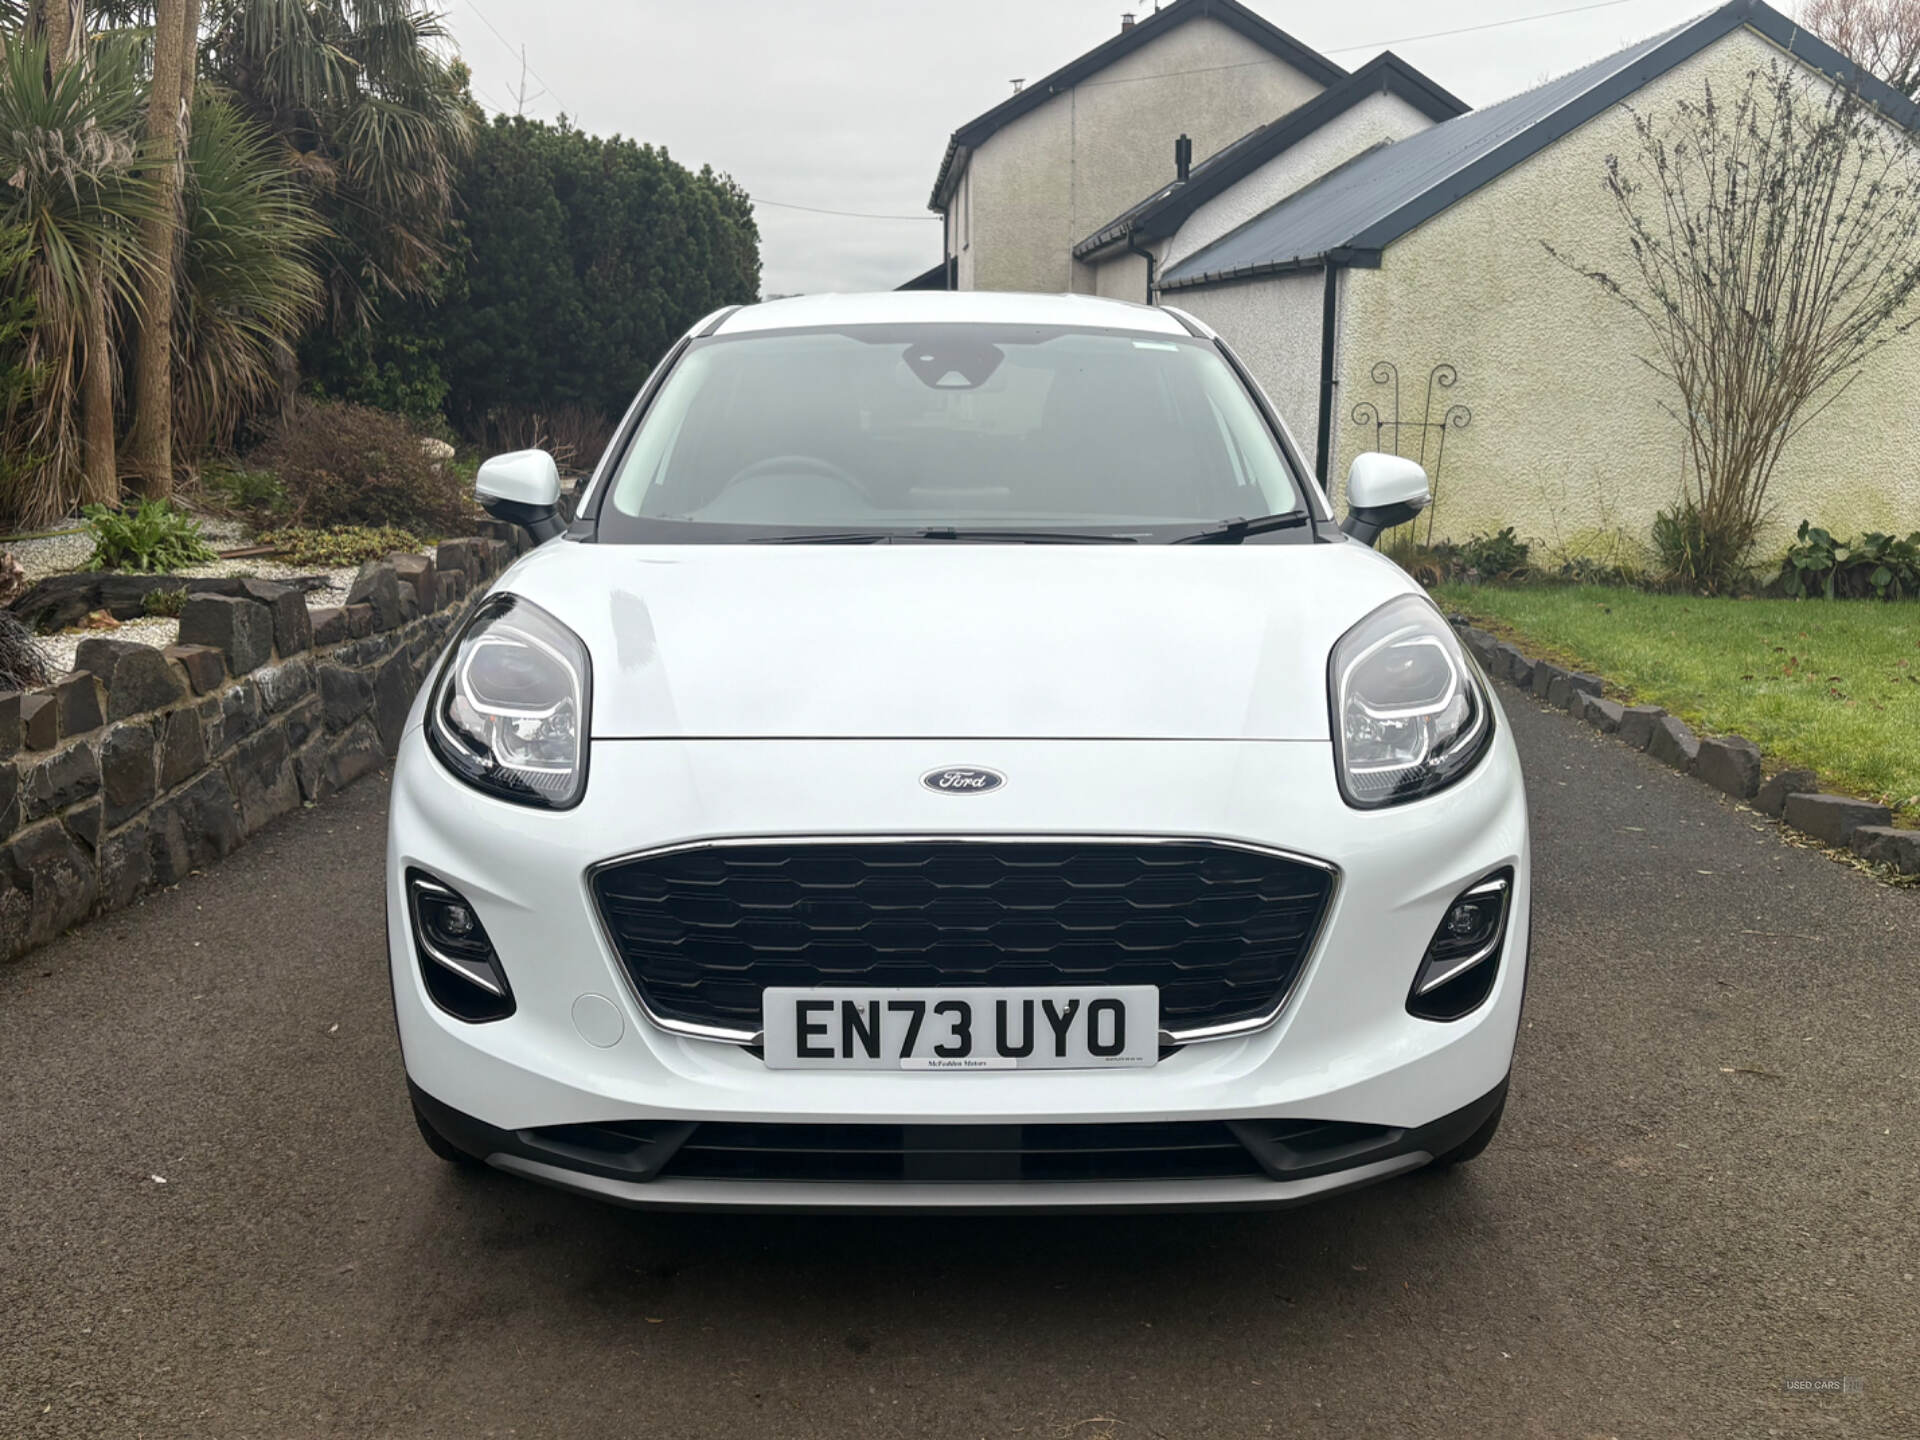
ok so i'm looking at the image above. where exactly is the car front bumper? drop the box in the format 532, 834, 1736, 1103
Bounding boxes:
387, 711, 1529, 1211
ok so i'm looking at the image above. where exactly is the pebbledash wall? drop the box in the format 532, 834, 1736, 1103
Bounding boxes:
1329, 24, 1920, 558
952, 15, 1324, 295
0, 532, 521, 963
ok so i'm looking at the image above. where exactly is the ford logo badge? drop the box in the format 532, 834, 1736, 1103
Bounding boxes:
922, 767, 1006, 795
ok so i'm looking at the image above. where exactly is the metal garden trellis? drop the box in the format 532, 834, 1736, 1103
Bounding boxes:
1350, 361, 1472, 544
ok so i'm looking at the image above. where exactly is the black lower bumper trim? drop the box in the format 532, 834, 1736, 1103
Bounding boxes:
409, 1076, 1509, 1191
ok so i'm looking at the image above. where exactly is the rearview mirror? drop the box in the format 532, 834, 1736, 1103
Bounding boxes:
1341, 452, 1430, 547
476, 449, 565, 543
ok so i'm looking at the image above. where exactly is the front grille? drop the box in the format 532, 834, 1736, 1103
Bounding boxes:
660, 1121, 1265, 1183
590, 839, 1334, 1039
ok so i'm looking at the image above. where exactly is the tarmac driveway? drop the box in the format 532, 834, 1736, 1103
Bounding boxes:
2, 684, 1916, 1438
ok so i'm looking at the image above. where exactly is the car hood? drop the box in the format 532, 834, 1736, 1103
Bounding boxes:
500, 541, 1421, 741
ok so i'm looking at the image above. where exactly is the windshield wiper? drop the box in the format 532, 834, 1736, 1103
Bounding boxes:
749, 531, 898, 544
752, 528, 1139, 544
1172, 512, 1313, 544
912, 528, 1137, 544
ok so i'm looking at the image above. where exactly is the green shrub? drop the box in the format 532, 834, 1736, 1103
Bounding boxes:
142, 588, 189, 618
1381, 528, 1446, 587
1778, 521, 1920, 600
1458, 527, 1530, 579
82, 501, 220, 573
1653, 502, 1754, 594
201, 466, 286, 517
256, 524, 424, 568
245, 398, 469, 532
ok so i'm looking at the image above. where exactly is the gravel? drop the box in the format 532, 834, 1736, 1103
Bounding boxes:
6, 516, 417, 675
9, 528, 95, 582
33, 616, 182, 674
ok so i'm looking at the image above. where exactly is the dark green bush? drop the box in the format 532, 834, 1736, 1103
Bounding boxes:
82, 501, 220, 573
1457, 527, 1530, 579
1778, 521, 1920, 600
246, 399, 468, 532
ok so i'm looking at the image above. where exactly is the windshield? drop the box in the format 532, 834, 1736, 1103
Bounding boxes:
597, 324, 1307, 541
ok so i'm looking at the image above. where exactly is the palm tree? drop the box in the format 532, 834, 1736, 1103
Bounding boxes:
172, 92, 324, 453
0, 32, 158, 523
201, 0, 470, 333
123, 0, 199, 496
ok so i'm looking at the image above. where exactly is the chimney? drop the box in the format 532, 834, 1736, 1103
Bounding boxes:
1120, 13, 1135, 31
1175, 133, 1192, 182
1010, 77, 1025, 93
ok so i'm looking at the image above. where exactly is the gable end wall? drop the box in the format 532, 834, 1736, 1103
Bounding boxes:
1333, 25, 1920, 557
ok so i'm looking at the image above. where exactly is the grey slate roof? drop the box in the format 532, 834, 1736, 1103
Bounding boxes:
1073, 52, 1469, 261
1159, 0, 1920, 290
928, 0, 1346, 211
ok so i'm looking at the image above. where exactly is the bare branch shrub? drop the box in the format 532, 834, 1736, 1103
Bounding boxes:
1547, 63, 1920, 590
1803, 0, 1920, 98
475, 403, 614, 474
247, 397, 470, 532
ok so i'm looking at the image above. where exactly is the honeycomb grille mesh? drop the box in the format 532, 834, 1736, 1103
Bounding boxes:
591, 840, 1333, 1037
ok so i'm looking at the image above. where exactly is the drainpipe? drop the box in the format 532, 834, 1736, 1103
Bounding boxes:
1314, 260, 1341, 495
1127, 234, 1158, 306
941, 190, 954, 290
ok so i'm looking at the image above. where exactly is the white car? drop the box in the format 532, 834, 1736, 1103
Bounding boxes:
389, 291, 1528, 1211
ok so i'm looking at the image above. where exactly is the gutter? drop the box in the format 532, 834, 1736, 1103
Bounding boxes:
1160, 245, 1380, 293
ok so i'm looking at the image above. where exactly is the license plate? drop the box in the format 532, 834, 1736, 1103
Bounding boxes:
762, 986, 1159, 1070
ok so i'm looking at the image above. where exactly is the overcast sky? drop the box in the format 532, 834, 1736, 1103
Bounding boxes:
441, 0, 1719, 296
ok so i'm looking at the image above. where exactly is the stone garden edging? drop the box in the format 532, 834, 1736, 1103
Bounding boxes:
1449, 617, 1920, 879
0, 534, 520, 963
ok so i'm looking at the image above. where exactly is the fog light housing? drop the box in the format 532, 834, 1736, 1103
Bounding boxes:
406, 869, 515, 1022
1407, 869, 1513, 1022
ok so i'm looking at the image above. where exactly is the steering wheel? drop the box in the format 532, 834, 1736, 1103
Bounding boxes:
723, 453, 871, 500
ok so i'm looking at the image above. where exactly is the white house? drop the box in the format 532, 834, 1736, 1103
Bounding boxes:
918, 0, 1920, 557
916, 0, 1350, 295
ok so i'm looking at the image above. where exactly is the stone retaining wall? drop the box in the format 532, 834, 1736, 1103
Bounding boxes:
0, 536, 515, 962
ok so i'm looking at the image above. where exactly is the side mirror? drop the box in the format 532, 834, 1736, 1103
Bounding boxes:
476, 449, 565, 543
1341, 451, 1430, 547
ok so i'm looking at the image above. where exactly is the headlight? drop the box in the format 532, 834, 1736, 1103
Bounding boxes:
427, 594, 591, 808
1329, 595, 1492, 809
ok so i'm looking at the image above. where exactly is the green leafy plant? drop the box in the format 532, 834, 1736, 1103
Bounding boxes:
82, 500, 219, 573
1778, 521, 1920, 600
255, 524, 423, 568
1458, 527, 1530, 579
141, 587, 190, 618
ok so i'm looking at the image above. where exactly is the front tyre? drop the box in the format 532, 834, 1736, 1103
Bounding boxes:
413, 1095, 484, 1169
1429, 1094, 1505, 1168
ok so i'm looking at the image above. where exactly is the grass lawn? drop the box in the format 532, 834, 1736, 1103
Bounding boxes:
1434, 583, 1920, 819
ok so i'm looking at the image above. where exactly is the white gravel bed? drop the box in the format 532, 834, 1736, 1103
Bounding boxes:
9, 528, 95, 582
35, 617, 181, 675
10, 514, 433, 674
